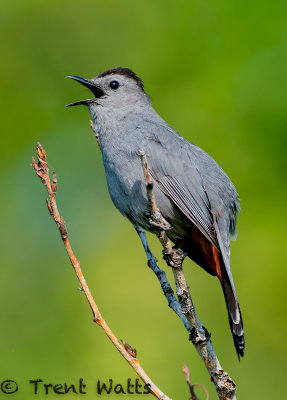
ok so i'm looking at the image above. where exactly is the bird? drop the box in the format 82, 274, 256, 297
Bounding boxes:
66, 67, 244, 358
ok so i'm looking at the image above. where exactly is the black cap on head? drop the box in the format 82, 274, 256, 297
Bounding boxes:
97, 67, 144, 91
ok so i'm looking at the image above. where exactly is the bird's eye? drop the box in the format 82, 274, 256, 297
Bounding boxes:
109, 80, 119, 89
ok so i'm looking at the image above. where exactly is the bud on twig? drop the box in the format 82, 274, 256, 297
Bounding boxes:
121, 340, 137, 358
37, 142, 47, 164
46, 199, 54, 217
59, 217, 67, 239
31, 157, 44, 180
51, 170, 58, 194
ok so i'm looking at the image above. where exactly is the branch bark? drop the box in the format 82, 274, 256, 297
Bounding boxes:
139, 150, 237, 400
31, 142, 171, 400
183, 363, 209, 400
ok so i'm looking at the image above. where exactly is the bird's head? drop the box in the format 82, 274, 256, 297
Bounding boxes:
66, 67, 150, 112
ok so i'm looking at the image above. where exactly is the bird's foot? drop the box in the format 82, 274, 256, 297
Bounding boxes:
162, 248, 187, 268
149, 218, 171, 231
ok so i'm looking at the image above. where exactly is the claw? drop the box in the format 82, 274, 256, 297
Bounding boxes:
162, 248, 186, 268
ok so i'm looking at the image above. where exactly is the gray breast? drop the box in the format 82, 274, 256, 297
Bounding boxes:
100, 138, 185, 234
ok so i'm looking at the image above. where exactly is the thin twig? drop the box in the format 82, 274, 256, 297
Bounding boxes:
139, 150, 171, 231
183, 364, 209, 400
139, 150, 236, 400
31, 143, 171, 400
183, 363, 199, 400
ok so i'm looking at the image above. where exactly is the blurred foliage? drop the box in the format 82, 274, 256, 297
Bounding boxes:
0, 0, 286, 399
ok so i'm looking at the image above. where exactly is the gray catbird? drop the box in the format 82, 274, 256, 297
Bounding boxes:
67, 67, 244, 358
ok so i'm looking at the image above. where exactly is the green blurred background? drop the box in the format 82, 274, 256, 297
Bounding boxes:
0, 0, 286, 398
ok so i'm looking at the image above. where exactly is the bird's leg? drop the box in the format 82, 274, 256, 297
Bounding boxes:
162, 248, 187, 268
155, 231, 187, 268
169, 241, 188, 265
148, 215, 172, 231
134, 226, 190, 333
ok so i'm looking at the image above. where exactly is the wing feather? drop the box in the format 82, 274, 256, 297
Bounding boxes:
140, 117, 238, 253
145, 139, 218, 247
157, 174, 218, 247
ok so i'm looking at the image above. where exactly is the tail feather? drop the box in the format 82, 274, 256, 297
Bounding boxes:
221, 274, 245, 358
175, 227, 245, 358
213, 220, 245, 358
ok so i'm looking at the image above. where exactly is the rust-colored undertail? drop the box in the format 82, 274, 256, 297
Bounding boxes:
177, 228, 244, 358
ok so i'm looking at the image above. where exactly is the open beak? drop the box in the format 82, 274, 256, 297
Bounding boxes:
66, 75, 104, 107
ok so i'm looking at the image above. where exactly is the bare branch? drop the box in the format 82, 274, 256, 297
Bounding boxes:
183, 363, 209, 400
32, 143, 171, 400
139, 150, 236, 400
183, 363, 199, 400
139, 150, 171, 231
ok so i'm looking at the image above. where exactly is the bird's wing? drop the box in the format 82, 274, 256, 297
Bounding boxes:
143, 123, 218, 248
140, 118, 244, 356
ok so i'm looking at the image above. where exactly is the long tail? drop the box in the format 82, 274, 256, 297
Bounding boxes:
174, 229, 245, 357
221, 272, 245, 358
